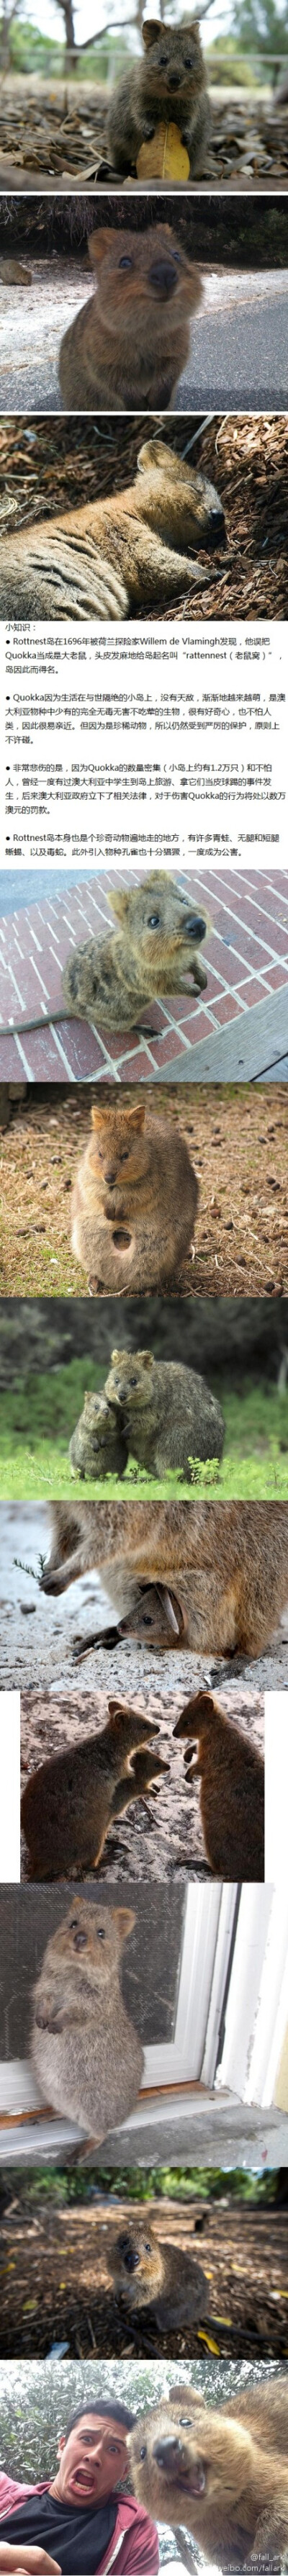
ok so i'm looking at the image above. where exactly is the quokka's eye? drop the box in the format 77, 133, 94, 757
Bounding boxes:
148, 911, 161, 926
119, 255, 133, 270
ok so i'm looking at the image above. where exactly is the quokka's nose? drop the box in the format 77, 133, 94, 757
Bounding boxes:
149, 257, 179, 294
185, 913, 207, 941
169, 67, 181, 84
153, 2438, 187, 2471
209, 504, 226, 544
104, 1168, 117, 1184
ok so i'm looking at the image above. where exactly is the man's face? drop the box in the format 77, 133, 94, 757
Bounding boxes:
53, 2414, 129, 2505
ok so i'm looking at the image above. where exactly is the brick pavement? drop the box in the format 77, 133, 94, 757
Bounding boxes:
0, 865, 287, 1081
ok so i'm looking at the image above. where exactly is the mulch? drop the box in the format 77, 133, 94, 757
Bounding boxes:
0, 84, 288, 187
0, 2197, 287, 2358
0, 410, 287, 622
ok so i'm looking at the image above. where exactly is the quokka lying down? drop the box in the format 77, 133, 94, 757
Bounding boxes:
59, 225, 203, 413
0, 438, 225, 622
40, 1499, 288, 1660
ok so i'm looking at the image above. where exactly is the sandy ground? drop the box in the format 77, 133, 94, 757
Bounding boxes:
20, 1677, 264, 1883
1, 261, 287, 413
0, 2196, 287, 2359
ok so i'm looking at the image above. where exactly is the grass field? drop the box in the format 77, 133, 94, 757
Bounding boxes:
1, 1361, 287, 1500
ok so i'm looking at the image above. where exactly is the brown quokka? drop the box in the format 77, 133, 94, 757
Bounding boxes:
63, 870, 208, 1037
32, 1896, 143, 2146
128, 2374, 288, 2569
0, 870, 208, 1042
71, 1097, 199, 1294
22, 1698, 159, 1880
69, 1392, 127, 1482
0, 438, 225, 623
105, 1348, 224, 1478
59, 226, 202, 414
108, 18, 211, 176
111, 2217, 209, 2325
174, 1688, 265, 1878
40, 1498, 288, 1662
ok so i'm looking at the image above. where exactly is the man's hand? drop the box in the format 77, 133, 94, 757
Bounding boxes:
0, 2548, 61, 2572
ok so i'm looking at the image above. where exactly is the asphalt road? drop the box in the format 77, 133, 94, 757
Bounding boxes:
0, 260, 287, 413
175, 266, 288, 413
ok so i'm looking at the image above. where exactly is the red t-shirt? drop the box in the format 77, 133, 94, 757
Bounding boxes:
0, 2476, 159, 2576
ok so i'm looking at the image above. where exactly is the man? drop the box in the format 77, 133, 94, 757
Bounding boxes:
0, 2397, 159, 2576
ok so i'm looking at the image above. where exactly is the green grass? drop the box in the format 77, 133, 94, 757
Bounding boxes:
1, 1363, 287, 1500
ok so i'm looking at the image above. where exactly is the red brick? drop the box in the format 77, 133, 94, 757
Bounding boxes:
174, 1012, 218, 1043
213, 995, 243, 1025
147, 1029, 188, 1065
205, 937, 248, 985
118, 1051, 154, 1081
0, 1033, 26, 1076
101, 1026, 141, 1060
235, 977, 267, 1005
264, 963, 288, 991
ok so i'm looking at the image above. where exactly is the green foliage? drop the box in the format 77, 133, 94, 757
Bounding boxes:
230, 0, 288, 58
0, 2358, 282, 2486
0, 1365, 287, 1500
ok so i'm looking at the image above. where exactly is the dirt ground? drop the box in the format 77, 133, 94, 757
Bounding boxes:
1, 1083, 287, 1300
0, 412, 287, 622
0, 2194, 287, 2358
2, 1501, 288, 1700
0, 75, 288, 190
20, 1681, 264, 1883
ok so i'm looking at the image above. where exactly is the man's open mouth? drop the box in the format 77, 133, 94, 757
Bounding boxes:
69, 2469, 96, 2498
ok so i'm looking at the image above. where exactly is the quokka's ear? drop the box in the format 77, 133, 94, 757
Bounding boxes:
88, 228, 114, 268
168, 2384, 202, 2410
111, 1348, 123, 1364
139, 1350, 153, 1369
109, 887, 130, 922
142, 17, 161, 42
112, 1906, 135, 1943
107, 1698, 127, 1717
91, 1104, 110, 1128
127, 1103, 145, 1130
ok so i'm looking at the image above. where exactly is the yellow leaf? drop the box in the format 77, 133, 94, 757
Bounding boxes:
197, 2330, 220, 2353
136, 122, 190, 181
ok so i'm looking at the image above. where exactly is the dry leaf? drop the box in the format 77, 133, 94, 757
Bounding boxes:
136, 120, 190, 180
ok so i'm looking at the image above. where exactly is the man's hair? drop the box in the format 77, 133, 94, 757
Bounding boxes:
63, 2400, 136, 2441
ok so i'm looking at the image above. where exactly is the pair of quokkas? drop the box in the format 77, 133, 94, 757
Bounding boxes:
22, 1685, 264, 1882
69, 1351, 225, 1485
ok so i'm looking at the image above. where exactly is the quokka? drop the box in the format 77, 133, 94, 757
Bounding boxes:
174, 1688, 265, 1878
59, 225, 203, 413
71, 1097, 199, 1293
128, 2374, 288, 2568
32, 1897, 143, 2148
0, 438, 225, 623
40, 1499, 288, 1662
108, 17, 211, 176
